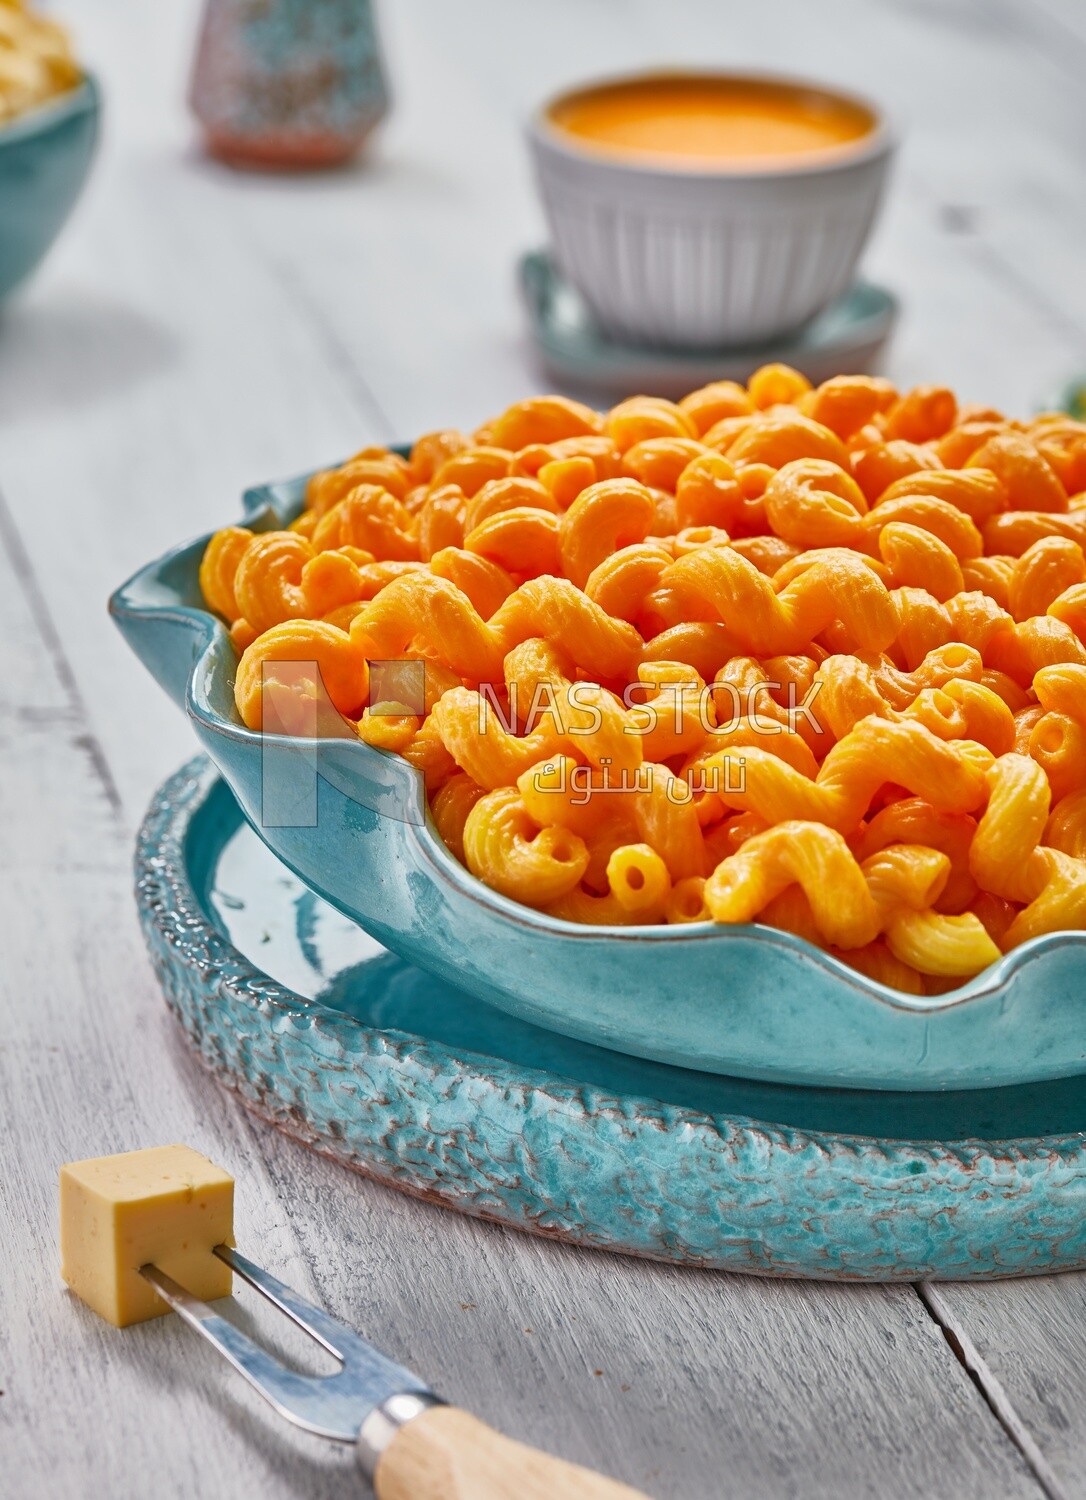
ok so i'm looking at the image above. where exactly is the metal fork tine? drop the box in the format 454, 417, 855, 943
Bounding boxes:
140, 1252, 433, 1446
140, 1263, 377, 1442
214, 1245, 364, 1362
140, 1267, 326, 1430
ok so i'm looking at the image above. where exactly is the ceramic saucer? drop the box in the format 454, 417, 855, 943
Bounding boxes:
518, 248, 898, 399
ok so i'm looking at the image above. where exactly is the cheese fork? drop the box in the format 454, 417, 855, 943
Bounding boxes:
140, 1245, 649, 1500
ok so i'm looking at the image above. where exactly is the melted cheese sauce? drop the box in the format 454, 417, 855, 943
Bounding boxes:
549, 77, 875, 169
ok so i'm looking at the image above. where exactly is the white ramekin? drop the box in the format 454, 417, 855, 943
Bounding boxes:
527, 71, 896, 350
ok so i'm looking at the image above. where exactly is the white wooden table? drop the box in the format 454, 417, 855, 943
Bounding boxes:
3, 2, 1086, 1495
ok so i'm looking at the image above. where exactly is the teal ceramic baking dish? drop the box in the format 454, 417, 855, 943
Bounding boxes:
0, 76, 99, 302
110, 465, 1086, 1092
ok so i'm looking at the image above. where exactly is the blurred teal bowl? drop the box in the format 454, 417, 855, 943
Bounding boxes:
0, 75, 100, 303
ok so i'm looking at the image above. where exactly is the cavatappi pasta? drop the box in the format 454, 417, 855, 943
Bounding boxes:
0, 1, 80, 124
201, 370, 1086, 993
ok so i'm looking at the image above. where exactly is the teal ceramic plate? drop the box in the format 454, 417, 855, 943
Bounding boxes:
137, 757, 1086, 1280
111, 467, 1086, 1093
518, 249, 898, 399
0, 76, 100, 302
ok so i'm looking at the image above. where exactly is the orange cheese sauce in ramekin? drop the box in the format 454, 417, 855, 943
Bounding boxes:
547, 75, 877, 171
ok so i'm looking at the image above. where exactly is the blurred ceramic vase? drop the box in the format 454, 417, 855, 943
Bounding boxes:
189, 0, 388, 169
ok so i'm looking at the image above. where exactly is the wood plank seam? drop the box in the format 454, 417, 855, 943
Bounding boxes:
975, 0, 1086, 84
916, 1283, 1067, 1500
0, 480, 125, 821
231, 237, 396, 442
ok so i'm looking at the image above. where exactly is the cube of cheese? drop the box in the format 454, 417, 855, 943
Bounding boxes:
60, 1144, 234, 1327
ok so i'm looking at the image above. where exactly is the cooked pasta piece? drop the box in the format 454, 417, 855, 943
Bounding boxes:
704, 820, 880, 949
463, 788, 589, 906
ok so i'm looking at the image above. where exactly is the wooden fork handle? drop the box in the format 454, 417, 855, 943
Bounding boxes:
373, 1404, 651, 1500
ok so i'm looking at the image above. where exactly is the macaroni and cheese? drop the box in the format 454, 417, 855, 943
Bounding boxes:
201, 370, 1086, 994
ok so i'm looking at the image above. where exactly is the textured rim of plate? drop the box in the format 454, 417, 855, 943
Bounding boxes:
109, 466, 1086, 1024
133, 755, 1086, 1280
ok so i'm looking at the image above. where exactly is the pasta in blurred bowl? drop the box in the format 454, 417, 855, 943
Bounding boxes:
0, 2, 98, 302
